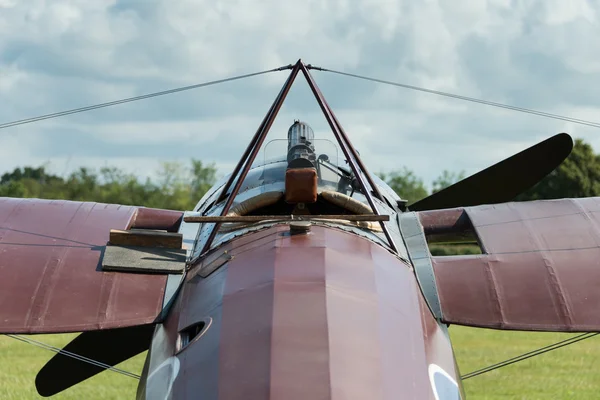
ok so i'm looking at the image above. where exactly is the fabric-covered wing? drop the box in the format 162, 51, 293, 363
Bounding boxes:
419, 198, 600, 332
0, 197, 183, 334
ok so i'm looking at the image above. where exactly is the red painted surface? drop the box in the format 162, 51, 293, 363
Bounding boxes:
431, 198, 600, 331
168, 225, 458, 399
0, 198, 168, 333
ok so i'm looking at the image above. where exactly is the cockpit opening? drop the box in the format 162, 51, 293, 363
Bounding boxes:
192, 120, 394, 237
213, 120, 383, 232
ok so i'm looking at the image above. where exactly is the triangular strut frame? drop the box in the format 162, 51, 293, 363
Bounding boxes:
199, 59, 397, 255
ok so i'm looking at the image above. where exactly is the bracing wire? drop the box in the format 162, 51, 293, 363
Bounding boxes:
3, 62, 597, 131
313, 67, 600, 129
0, 65, 292, 130
6, 334, 140, 380
460, 332, 599, 380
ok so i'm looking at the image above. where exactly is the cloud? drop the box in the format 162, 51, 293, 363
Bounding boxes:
1, 0, 599, 194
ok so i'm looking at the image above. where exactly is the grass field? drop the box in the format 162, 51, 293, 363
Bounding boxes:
1, 326, 599, 399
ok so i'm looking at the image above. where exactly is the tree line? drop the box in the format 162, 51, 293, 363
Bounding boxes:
1, 138, 598, 211
0, 160, 217, 211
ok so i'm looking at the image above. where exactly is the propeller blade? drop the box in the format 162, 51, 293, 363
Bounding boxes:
35, 324, 155, 397
409, 133, 573, 211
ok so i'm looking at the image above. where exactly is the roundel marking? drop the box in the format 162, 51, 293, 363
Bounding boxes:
146, 356, 181, 400
428, 363, 460, 400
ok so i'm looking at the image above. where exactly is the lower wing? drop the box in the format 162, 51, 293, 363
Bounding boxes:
0, 197, 183, 334
416, 197, 600, 332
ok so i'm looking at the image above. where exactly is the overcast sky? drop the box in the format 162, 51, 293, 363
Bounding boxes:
1, 0, 599, 190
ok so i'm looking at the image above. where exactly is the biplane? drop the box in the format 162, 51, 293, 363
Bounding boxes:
0, 59, 596, 399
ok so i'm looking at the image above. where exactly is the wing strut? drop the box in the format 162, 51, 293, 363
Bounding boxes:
196, 60, 397, 256
301, 64, 397, 252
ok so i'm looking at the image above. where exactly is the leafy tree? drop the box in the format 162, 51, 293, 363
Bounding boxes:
0, 165, 62, 185
0, 181, 26, 197
191, 159, 218, 201
378, 167, 428, 204
432, 170, 466, 193
0, 159, 218, 211
379, 167, 466, 203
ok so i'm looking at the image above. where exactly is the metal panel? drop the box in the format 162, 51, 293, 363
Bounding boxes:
399, 212, 443, 319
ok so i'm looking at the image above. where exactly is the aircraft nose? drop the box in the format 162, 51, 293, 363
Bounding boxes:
158, 224, 453, 399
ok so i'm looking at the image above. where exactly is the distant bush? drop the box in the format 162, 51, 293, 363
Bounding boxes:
429, 244, 481, 256
0, 160, 217, 211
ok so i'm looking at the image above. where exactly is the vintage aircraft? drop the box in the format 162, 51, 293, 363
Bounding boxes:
0, 59, 596, 399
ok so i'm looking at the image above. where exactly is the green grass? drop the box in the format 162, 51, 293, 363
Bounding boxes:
429, 244, 482, 256
1, 327, 600, 399
450, 326, 600, 399
0, 334, 146, 399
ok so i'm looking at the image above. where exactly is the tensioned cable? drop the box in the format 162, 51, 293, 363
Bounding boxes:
312, 66, 600, 129
460, 332, 599, 380
6, 334, 140, 379
4, 63, 596, 130
0, 65, 292, 130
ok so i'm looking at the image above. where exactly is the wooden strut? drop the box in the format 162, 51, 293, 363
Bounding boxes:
184, 214, 390, 223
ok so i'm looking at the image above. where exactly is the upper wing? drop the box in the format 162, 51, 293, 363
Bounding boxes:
0, 197, 183, 334
416, 198, 600, 332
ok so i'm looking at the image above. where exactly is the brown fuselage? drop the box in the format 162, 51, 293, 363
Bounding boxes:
140, 224, 463, 399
